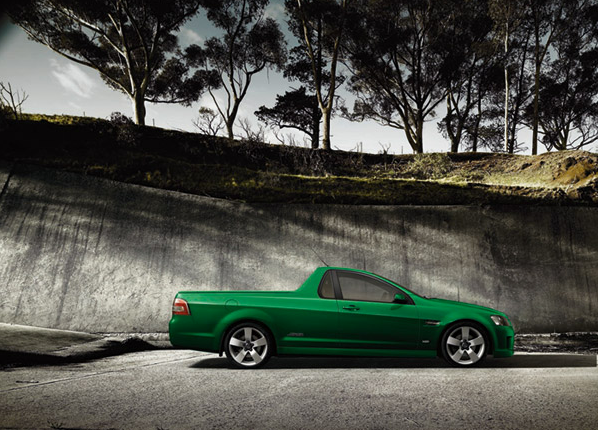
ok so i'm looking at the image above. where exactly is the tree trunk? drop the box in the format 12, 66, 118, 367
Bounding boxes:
226, 120, 234, 139
446, 93, 459, 152
504, 24, 510, 153
132, 92, 146, 126
472, 97, 482, 153
226, 99, 241, 139
531, 61, 541, 155
416, 138, 423, 154
403, 126, 416, 153
416, 115, 424, 153
450, 137, 459, 153
321, 107, 331, 150
508, 104, 520, 154
558, 127, 570, 151
313, 14, 322, 150
311, 105, 320, 149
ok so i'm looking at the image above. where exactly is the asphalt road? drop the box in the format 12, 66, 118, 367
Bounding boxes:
1, 351, 597, 430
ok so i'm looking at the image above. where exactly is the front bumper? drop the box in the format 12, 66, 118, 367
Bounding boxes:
492, 325, 515, 358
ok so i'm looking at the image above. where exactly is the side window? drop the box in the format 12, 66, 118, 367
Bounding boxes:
337, 272, 398, 303
318, 271, 335, 299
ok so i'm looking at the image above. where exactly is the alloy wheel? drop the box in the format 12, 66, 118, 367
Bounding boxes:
227, 326, 269, 367
444, 325, 486, 366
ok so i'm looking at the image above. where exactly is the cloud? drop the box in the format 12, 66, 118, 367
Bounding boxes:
181, 28, 204, 45
68, 101, 82, 110
264, 3, 285, 21
50, 59, 96, 99
198, 92, 223, 111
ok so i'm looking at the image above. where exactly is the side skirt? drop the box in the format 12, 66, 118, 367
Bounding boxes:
276, 346, 436, 358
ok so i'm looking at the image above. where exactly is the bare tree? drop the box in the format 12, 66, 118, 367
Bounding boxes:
0, 82, 29, 119
192, 107, 225, 136
238, 117, 267, 142
273, 130, 301, 146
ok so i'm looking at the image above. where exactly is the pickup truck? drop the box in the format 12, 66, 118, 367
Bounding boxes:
169, 267, 514, 368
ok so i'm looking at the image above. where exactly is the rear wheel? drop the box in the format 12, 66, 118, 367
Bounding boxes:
224, 323, 272, 369
441, 322, 488, 366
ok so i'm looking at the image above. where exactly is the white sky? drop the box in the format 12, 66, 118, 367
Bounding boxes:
0, 5, 569, 155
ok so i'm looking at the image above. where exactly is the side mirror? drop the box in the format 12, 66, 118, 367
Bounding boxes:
394, 293, 407, 303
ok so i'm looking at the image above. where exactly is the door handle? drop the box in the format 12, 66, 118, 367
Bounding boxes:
342, 305, 360, 311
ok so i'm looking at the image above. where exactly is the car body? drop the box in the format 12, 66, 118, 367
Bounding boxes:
169, 267, 514, 368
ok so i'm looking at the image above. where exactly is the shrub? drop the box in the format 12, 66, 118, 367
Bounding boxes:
109, 111, 134, 125
407, 153, 453, 179
109, 112, 138, 146
0, 105, 10, 130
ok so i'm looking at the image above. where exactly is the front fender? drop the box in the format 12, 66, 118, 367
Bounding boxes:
438, 313, 498, 353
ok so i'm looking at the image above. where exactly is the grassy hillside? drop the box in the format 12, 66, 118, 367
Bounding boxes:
1, 114, 597, 205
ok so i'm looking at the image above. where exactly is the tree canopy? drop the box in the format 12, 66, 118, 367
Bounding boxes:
186, 0, 287, 139
285, 0, 352, 150
255, 87, 321, 146
7, 0, 219, 125
345, 0, 462, 153
7, 0, 598, 153
534, 1, 598, 150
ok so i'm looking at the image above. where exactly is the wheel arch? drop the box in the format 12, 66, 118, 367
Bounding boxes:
218, 318, 278, 357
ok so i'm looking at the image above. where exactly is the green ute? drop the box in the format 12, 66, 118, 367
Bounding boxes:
169, 267, 514, 368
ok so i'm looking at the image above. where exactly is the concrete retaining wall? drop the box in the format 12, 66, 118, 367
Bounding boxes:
0, 162, 596, 333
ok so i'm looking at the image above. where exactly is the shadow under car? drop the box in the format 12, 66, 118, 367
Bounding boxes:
190, 353, 597, 370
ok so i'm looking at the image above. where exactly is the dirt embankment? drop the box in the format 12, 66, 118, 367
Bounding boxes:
1, 116, 597, 205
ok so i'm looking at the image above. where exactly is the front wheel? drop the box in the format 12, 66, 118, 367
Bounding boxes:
224, 323, 272, 369
441, 322, 488, 367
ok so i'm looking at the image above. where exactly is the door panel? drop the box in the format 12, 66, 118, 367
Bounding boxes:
337, 300, 419, 349
334, 271, 420, 349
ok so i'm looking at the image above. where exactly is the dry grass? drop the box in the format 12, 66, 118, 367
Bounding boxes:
2, 115, 597, 205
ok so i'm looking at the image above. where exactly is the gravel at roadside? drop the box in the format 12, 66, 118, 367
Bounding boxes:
515, 332, 598, 355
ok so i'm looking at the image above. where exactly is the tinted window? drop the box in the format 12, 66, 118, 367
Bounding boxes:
337, 272, 398, 303
318, 271, 335, 299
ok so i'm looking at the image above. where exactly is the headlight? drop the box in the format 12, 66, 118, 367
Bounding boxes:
490, 315, 510, 326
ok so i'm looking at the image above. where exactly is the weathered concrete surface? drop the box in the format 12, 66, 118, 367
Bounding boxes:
0, 163, 597, 333
0, 160, 11, 196
0, 323, 99, 354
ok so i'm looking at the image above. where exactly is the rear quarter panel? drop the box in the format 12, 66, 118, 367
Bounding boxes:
169, 292, 234, 352
169, 291, 335, 353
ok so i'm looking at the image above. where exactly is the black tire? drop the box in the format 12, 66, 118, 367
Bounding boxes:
223, 322, 273, 369
440, 321, 489, 367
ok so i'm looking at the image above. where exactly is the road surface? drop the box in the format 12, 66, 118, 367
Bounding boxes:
1, 351, 597, 429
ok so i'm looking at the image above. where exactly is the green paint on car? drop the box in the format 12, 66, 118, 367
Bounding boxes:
169, 267, 514, 368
